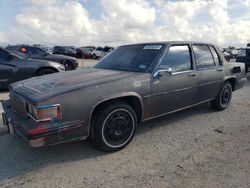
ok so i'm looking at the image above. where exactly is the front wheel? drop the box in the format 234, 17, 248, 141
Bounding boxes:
61, 60, 73, 71
211, 81, 232, 111
91, 102, 137, 152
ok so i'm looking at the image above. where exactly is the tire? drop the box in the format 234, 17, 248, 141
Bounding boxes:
61, 60, 73, 71
91, 102, 137, 152
211, 81, 232, 111
93, 54, 97, 59
37, 68, 56, 76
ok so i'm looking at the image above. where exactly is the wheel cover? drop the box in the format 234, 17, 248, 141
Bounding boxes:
63, 61, 72, 70
220, 85, 232, 107
102, 109, 135, 148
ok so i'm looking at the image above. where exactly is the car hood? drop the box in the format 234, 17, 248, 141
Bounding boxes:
19, 58, 62, 67
10, 68, 135, 102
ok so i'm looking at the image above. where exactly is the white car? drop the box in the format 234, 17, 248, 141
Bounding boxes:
91, 47, 105, 59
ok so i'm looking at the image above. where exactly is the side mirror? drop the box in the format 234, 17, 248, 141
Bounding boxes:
153, 67, 172, 78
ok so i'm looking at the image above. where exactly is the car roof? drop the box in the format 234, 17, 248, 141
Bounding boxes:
120, 41, 216, 47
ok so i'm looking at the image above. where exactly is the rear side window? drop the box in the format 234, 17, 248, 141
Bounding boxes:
209, 46, 220, 65
192, 45, 215, 69
160, 45, 191, 72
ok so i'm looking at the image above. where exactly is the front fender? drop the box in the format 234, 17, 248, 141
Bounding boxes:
87, 92, 144, 136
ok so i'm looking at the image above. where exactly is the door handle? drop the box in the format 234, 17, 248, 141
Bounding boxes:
216, 69, 223, 72
187, 73, 197, 77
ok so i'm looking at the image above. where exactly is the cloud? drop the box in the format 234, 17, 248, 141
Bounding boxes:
2, 0, 250, 47
0, 32, 8, 44
12, 0, 94, 45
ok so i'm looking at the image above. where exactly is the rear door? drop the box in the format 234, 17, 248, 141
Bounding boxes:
192, 44, 224, 102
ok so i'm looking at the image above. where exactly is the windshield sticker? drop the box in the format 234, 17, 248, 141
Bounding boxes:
143, 45, 162, 50
139, 64, 147, 69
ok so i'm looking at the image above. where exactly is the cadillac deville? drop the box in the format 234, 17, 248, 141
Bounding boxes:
1, 42, 247, 151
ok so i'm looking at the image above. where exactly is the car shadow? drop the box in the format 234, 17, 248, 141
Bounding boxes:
0, 136, 109, 182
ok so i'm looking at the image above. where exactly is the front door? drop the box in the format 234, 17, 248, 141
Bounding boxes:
150, 45, 198, 117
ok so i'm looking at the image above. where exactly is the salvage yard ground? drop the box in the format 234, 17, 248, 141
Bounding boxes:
0, 60, 249, 187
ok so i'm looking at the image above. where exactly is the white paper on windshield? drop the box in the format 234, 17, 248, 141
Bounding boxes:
143, 45, 162, 50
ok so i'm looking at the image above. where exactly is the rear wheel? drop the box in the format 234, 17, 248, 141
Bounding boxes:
93, 54, 97, 59
211, 81, 232, 111
91, 102, 137, 152
37, 68, 56, 76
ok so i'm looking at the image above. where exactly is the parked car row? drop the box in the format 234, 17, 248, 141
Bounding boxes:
5, 45, 78, 70
52, 45, 114, 59
0, 48, 65, 89
1, 44, 114, 89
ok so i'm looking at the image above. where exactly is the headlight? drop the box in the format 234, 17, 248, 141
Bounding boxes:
27, 104, 62, 122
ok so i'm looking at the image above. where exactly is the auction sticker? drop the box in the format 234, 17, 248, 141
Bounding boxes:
143, 45, 162, 50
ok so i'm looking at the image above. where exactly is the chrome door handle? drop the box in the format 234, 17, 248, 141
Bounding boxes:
216, 69, 223, 72
187, 73, 197, 77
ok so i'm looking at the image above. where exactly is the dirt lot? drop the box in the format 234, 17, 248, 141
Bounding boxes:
0, 65, 249, 187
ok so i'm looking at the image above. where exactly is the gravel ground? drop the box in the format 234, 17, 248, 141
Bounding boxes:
0, 69, 249, 187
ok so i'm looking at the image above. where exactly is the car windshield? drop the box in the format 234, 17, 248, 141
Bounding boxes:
94, 44, 165, 72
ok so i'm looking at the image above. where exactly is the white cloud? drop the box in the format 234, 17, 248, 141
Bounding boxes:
0, 32, 8, 44
2, 0, 250, 47
12, 0, 94, 45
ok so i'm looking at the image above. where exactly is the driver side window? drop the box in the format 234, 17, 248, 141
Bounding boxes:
160, 45, 192, 72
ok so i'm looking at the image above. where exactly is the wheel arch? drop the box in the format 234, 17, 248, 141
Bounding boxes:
89, 93, 144, 132
224, 77, 236, 91
35, 67, 59, 75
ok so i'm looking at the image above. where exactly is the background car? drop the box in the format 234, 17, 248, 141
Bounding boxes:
6, 45, 78, 70
236, 48, 250, 73
91, 47, 104, 59
223, 51, 231, 61
0, 48, 65, 89
53, 46, 77, 58
75, 48, 93, 59
81, 48, 93, 59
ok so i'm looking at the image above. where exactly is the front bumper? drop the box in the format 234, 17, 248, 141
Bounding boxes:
1, 100, 87, 147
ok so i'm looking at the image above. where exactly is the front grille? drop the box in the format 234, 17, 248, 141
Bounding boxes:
11, 93, 27, 117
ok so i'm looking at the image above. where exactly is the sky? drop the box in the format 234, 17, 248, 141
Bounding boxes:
0, 0, 250, 47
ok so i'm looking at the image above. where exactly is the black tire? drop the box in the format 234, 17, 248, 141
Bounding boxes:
37, 68, 56, 76
61, 60, 73, 71
211, 81, 232, 111
93, 54, 97, 59
91, 102, 137, 152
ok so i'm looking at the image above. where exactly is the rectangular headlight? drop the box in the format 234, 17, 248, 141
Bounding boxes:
28, 104, 62, 122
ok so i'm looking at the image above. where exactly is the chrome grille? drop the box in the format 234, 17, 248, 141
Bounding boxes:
11, 93, 27, 116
